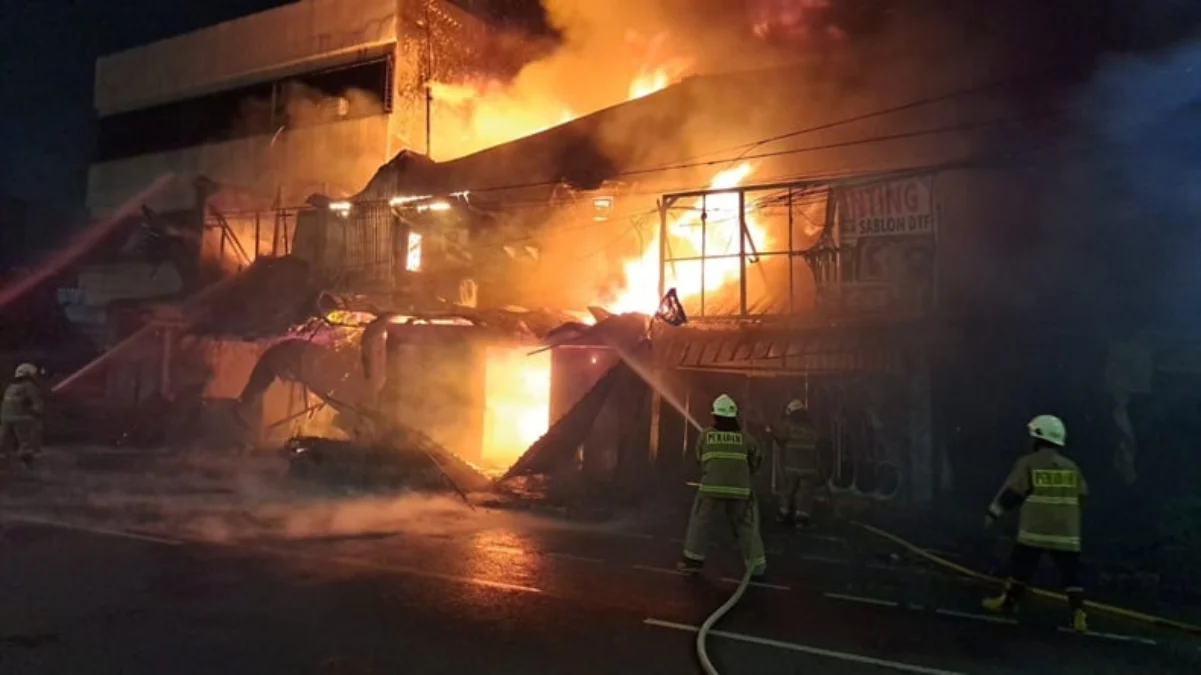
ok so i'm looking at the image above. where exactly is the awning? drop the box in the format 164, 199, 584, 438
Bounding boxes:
652, 323, 913, 376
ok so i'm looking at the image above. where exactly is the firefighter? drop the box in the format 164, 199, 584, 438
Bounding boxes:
678, 394, 767, 578
982, 414, 1089, 633
769, 399, 821, 528
1, 363, 44, 468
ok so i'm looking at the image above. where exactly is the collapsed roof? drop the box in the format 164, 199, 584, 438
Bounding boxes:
355, 63, 1016, 204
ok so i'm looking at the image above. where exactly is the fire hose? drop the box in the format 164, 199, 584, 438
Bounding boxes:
698, 563, 755, 675
695, 496, 762, 675
854, 522, 1201, 637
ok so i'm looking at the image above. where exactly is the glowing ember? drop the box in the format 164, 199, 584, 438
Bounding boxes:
605, 163, 765, 314
481, 346, 551, 468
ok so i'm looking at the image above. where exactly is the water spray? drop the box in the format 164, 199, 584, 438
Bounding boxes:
0, 174, 175, 312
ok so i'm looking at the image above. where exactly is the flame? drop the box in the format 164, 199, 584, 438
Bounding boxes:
481, 345, 551, 468
629, 68, 671, 99
605, 163, 764, 315
427, 54, 687, 160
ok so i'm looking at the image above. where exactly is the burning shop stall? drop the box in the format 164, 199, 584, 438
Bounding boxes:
641, 170, 940, 506
267, 184, 589, 478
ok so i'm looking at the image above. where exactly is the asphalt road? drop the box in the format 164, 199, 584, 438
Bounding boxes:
0, 452, 1197, 674
2, 500, 1198, 675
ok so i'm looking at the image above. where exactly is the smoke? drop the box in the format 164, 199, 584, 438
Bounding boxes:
0, 450, 545, 545
429, 0, 811, 160
1025, 3, 1201, 326
210, 82, 389, 212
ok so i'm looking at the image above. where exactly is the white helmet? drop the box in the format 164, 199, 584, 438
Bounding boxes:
13, 363, 38, 378
1028, 414, 1066, 447
712, 394, 738, 418
785, 399, 806, 414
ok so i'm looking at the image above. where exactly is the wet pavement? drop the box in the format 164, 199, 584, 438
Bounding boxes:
1, 457, 1199, 674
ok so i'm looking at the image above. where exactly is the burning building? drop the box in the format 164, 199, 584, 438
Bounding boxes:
57, 0, 1201, 524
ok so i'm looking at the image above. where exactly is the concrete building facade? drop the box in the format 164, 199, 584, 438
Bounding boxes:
87, 0, 498, 216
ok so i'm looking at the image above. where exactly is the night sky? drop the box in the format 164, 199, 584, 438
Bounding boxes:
0, 1, 290, 209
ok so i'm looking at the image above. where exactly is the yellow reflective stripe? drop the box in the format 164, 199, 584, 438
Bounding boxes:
683, 550, 706, 562
1031, 469, 1078, 489
702, 451, 747, 462
1019, 531, 1081, 547
706, 431, 743, 444
1026, 495, 1079, 506
698, 485, 751, 497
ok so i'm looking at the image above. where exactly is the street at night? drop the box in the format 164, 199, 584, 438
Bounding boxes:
1, 456, 1196, 675
3, 1, 1201, 674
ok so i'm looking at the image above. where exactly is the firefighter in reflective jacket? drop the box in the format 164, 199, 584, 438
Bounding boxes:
770, 399, 821, 528
678, 394, 767, 578
983, 414, 1089, 633
1, 363, 44, 467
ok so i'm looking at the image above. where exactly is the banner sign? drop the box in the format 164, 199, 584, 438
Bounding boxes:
836, 176, 935, 242
820, 174, 937, 317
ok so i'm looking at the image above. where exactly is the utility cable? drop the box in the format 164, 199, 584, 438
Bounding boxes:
853, 521, 1201, 637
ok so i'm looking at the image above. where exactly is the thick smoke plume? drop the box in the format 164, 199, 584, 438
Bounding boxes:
429, 0, 808, 160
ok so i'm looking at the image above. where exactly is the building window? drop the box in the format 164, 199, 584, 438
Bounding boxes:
95, 55, 394, 162
405, 232, 423, 272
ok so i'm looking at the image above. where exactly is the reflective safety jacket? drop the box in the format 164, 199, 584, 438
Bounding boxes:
0, 378, 43, 422
772, 420, 819, 475
993, 449, 1088, 552
695, 428, 762, 499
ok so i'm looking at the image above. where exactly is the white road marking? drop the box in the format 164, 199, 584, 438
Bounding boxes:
721, 577, 791, 591
823, 592, 899, 608
2, 515, 183, 546
1056, 627, 1157, 645
643, 618, 968, 675
547, 552, 605, 564
934, 609, 1017, 625
632, 564, 691, 577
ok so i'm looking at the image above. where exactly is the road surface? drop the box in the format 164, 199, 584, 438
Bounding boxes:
2, 490, 1197, 675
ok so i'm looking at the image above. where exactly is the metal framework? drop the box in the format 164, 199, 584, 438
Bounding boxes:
656, 178, 832, 323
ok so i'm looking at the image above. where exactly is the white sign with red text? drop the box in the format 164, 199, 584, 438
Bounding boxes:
836, 176, 935, 242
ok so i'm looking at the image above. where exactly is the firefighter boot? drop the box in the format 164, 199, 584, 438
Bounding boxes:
1072, 609, 1088, 633
1067, 589, 1088, 633
983, 580, 1024, 614
982, 591, 1019, 614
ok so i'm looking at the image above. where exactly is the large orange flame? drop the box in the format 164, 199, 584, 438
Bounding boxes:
606, 162, 765, 315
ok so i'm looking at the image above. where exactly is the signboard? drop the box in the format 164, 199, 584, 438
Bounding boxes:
822, 175, 937, 317
836, 176, 935, 242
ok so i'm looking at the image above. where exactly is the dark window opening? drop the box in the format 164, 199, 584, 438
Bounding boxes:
96, 55, 393, 162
